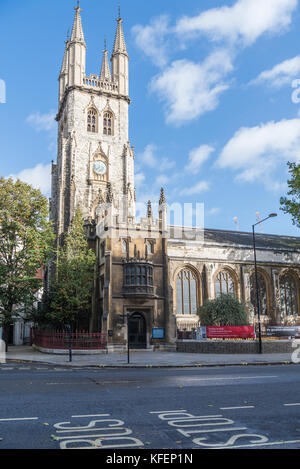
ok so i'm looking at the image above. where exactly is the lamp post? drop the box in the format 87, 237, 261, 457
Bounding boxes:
65, 324, 72, 362
127, 313, 130, 364
252, 213, 277, 354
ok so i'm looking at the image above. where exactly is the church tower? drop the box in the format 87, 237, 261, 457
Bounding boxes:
51, 3, 135, 241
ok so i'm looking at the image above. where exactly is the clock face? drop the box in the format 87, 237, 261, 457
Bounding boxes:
93, 161, 107, 176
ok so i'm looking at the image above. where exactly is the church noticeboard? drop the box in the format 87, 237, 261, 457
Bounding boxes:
152, 328, 165, 339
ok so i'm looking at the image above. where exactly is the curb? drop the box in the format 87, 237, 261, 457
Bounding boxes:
5, 358, 297, 368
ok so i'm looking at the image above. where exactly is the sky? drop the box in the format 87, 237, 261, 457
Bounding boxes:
1, 0, 300, 237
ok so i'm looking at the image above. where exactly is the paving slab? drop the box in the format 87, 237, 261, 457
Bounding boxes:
3, 346, 298, 368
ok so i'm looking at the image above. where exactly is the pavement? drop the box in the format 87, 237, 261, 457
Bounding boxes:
3, 345, 299, 368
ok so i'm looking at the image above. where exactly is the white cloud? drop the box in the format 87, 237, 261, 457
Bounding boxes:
250, 55, 300, 88
155, 174, 169, 186
206, 207, 220, 215
151, 50, 234, 125
185, 144, 215, 173
135, 172, 146, 188
136, 144, 176, 172
8, 163, 51, 195
160, 158, 176, 172
216, 118, 300, 190
175, 0, 297, 46
26, 110, 56, 132
180, 180, 210, 196
136, 144, 157, 168
131, 15, 171, 67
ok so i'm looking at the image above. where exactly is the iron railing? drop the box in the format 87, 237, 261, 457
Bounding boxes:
31, 329, 107, 350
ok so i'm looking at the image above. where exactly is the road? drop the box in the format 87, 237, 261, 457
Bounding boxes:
0, 363, 300, 450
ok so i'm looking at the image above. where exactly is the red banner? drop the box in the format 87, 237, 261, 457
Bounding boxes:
206, 326, 255, 339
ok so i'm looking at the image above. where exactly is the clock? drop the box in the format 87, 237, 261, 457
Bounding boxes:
93, 161, 107, 176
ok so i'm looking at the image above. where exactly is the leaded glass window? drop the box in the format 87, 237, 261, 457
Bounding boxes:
280, 274, 298, 316
87, 108, 98, 133
176, 269, 197, 315
215, 270, 235, 297
250, 272, 268, 315
124, 264, 153, 287
103, 112, 113, 136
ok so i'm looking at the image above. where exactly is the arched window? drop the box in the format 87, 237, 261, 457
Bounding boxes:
250, 272, 268, 315
145, 241, 153, 256
215, 270, 235, 297
87, 108, 98, 133
122, 239, 128, 254
280, 274, 298, 316
103, 112, 113, 136
176, 269, 197, 315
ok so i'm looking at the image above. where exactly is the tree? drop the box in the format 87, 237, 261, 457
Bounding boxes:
0, 177, 54, 350
47, 210, 96, 330
280, 162, 300, 227
198, 294, 249, 326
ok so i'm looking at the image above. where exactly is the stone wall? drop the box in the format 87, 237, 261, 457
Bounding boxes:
177, 340, 294, 354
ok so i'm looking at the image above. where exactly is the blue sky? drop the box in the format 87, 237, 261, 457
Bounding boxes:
1, 0, 300, 236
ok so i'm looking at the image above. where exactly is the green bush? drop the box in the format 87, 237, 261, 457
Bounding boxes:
198, 294, 249, 326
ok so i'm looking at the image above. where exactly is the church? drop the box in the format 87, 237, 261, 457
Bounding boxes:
49, 4, 300, 351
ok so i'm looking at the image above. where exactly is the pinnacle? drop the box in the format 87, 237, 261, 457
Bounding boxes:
100, 42, 112, 81
70, 2, 85, 43
112, 13, 128, 55
159, 188, 166, 205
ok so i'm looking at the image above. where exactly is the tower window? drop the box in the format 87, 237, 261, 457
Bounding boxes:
103, 112, 114, 136
87, 108, 98, 133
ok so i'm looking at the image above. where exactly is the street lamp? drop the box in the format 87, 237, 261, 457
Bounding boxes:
127, 313, 130, 364
252, 213, 277, 354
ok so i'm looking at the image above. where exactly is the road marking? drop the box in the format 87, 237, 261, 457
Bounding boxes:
46, 382, 88, 385
284, 403, 300, 406
186, 376, 277, 381
217, 439, 300, 449
178, 426, 248, 435
71, 414, 111, 418
0, 417, 38, 422
150, 410, 187, 414
220, 406, 255, 410
52, 414, 144, 449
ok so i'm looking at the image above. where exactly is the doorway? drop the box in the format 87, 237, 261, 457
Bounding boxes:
128, 313, 147, 349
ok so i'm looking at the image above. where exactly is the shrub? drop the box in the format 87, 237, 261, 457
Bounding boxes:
198, 294, 249, 326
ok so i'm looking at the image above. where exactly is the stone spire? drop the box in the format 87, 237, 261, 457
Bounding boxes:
67, 2, 86, 87
112, 9, 128, 56
111, 8, 129, 96
147, 200, 152, 218
159, 188, 166, 205
59, 35, 70, 102
100, 39, 112, 81
59, 40, 69, 77
70, 1, 85, 44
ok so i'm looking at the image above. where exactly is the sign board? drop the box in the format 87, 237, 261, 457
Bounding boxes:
196, 326, 207, 340
108, 330, 113, 337
206, 326, 256, 339
152, 328, 165, 339
266, 326, 300, 338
